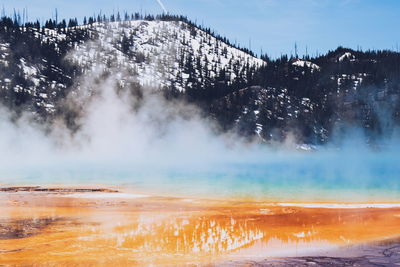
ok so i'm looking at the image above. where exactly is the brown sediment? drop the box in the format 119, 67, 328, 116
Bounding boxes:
0, 248, 24, 253
0, 189, 400, 266
220, 238, 400, 266
0, 186, 119, 193
0, 217, 62, 240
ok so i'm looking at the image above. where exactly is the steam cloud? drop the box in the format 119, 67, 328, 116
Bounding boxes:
0, 36, 399, 202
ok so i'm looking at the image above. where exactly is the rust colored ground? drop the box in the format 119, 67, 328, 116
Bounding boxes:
0, 189, 400, 266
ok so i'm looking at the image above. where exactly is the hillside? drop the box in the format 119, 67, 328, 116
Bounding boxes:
0, 15, 399, 144
0, 15, 263, 117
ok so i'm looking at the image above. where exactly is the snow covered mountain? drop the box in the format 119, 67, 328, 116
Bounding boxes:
212, 47, 400, 143
0, 17, 264, 116
67, 20, 264, 91
0, 15, 399, 144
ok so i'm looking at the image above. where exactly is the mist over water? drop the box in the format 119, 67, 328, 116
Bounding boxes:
1, 48, 400, 203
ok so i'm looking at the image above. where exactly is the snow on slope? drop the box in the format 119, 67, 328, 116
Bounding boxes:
292, 59, 320, 71
65, 20, 265, 92
0, 41, 64, 113
338, 52, 355, 62
0, 19, 264, 115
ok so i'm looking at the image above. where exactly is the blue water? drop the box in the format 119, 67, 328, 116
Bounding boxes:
2, 148, 400, 202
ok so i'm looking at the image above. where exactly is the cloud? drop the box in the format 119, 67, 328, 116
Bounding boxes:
155, 0, 168, 13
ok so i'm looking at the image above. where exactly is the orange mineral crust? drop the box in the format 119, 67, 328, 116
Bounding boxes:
1, 190, 400, 266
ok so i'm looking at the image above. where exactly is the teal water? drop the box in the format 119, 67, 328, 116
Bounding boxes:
2, 148, 400, 202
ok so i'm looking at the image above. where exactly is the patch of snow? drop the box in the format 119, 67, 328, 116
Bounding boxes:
292, 59, 320, 71
338, 52, 355, 62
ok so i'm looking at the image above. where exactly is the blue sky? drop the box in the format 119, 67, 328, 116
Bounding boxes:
2, 0, 399, 58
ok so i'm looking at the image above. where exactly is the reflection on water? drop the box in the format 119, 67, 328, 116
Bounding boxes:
91, 215, 265, 255
1, 193, 400, 265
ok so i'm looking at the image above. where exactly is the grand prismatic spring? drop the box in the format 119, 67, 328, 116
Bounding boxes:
1, 1, 400, 266
1, 149, 400, 266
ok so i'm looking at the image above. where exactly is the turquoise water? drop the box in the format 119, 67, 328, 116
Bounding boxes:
2, 148, 400, 202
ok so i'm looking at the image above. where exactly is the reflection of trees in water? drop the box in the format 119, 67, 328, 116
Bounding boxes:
95, 214, 325, 256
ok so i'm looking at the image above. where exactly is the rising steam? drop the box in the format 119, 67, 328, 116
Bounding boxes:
0, 33, 399, 202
